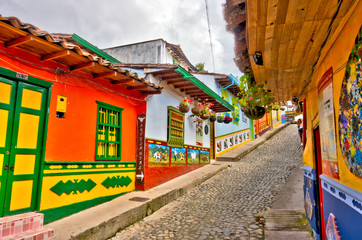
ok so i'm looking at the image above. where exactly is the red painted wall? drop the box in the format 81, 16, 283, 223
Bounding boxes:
0, 43, 146, 163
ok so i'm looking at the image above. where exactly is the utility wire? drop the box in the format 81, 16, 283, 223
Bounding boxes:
204, 0, 216, 73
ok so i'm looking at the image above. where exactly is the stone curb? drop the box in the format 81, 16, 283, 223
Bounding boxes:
217, 122, 291, 162
48, 163, 229, 240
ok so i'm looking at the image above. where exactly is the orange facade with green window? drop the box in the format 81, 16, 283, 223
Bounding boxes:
0, 38, 145, 223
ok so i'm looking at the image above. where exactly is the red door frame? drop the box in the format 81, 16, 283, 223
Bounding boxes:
314, 126, 326, 239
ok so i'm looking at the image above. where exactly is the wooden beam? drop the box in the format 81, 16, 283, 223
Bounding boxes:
184, 89, 204, 94
165, 79, 188, 84
141, 90, 162, 95
127, 85, 149, 91
180, 85, 198, 91
70, 61, 96, 71
93, 71, 118, 79
172, 82, 194, 88
41, 50, 71, 61
111, 79, 133, 85
5, 35, 34, 48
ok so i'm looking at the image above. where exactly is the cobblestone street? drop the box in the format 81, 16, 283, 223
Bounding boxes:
109, 124, 303, 240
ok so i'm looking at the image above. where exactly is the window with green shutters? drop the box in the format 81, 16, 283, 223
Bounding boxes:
95, 101, 123, 160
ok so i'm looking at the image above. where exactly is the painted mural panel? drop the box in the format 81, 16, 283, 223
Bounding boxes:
200, 150, 210, 165
187, 149, 199, 166
338, 28, 362, 177
148, 143, 169, 167
318, 68, 339, 179
215, 130, 251, 155
196, 118, 203, 146
171, 147, 186, 166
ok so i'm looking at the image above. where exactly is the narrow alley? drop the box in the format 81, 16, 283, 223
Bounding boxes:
110, 124, 303, 240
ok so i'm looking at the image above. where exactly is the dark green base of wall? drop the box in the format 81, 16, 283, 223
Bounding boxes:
40, 192, 127, 224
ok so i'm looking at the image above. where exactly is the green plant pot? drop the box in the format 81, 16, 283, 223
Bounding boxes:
217, 118, 224, 123
209, 115, 216, 122
243, 106, 266, 120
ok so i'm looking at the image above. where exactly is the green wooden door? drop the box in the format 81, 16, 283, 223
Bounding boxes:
0, 77, 48, 216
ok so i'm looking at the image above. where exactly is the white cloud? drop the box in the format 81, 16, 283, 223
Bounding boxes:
1, 0, 240, 76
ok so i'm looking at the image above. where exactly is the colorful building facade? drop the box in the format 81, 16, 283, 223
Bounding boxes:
0, 15, 161, 223
104, 39, 235, 189
224, 0, 362, 239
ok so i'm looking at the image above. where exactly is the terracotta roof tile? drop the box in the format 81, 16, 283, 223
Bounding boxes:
0, 15, 162, 91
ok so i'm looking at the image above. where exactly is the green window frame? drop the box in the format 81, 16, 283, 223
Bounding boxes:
95, 101, 123, 161
167, 106, 185, 148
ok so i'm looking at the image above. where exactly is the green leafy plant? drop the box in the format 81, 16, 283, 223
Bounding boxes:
237, 74, 274, 109
272, 104, 280, 110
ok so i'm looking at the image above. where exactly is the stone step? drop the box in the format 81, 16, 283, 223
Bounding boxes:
2, 227, 54, 240
0, 212, 44, 238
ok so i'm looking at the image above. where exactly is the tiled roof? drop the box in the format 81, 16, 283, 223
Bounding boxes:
0, 15, 162, 93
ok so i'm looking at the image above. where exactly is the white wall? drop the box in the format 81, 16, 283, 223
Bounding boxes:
145, 76, 210, 148
192, 73, 220, 94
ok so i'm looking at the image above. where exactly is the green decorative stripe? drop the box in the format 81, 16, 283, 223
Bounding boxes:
72, 34, 121, 63
0, 67, 53, 87
96, 100, 124, 112
102, 175, 132, 189
43, 169, 135, 177
44, 161, 136, 170
175, 66, 234, 111
41, 192, 127, 224
50, 179, 96, 196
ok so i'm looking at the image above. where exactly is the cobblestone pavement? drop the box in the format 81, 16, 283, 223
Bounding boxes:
109, 125, 303, 240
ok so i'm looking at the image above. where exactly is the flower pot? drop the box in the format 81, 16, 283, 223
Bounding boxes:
179, 105, 189, 113
200, 113, 210, 120
209, 115, 216, 122
244, 106, 266, 120
191, 107, 200, 115
224, 119, 231, 124
217, 118, 224, 123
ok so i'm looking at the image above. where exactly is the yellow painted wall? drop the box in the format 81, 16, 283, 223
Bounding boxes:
303, 1, 362, 191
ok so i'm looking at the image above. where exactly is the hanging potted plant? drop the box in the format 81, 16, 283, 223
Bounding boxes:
191, 99, 202, 115
272, 104, 280, 111
280, 107, 285, 111
199, 102, 214, 120
224, 116, 232, 124
237, 74, 274, 120
216, 115, 224, 123
209, 111, 216, 122
178, 97, 193, 113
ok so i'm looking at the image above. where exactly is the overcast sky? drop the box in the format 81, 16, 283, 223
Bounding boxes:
1, 0, 241, 76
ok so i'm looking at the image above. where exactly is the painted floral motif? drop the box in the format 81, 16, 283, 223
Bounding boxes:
338, 28, 362, 177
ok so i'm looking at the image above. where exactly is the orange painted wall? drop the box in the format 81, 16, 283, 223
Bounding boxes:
0, 43, 146, 163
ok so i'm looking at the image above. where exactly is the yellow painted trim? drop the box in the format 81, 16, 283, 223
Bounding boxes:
273, 122, 281, 128
216, 139, 251, 157
215, 129, 250, 141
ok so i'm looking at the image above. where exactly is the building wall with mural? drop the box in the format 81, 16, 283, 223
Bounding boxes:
302, 3, 362, 239
142, 77, 212, 190
215, 88, 252, 156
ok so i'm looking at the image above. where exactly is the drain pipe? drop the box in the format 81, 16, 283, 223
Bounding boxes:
220, 74, 240, 91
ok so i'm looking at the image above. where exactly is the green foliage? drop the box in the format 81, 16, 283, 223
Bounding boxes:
237, 74, 274, 109
195, 62, 208, 73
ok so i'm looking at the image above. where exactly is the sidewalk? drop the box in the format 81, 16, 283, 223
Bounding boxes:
264, 153, 313, 239
46, 123, 291, 240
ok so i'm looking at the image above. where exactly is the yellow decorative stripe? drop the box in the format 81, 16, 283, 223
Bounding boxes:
216, 139, 251, 157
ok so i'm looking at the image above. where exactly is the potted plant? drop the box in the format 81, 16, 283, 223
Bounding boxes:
280, 107, 285, 111
272, 104, 280, 111
224, 116, 232, 124
216, 115, 224, 123
209, 112, 216, 122
237, 74, 274, 120
199, 102, 214, 120
178, 97, 193, 113
191, 100, 202, 115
